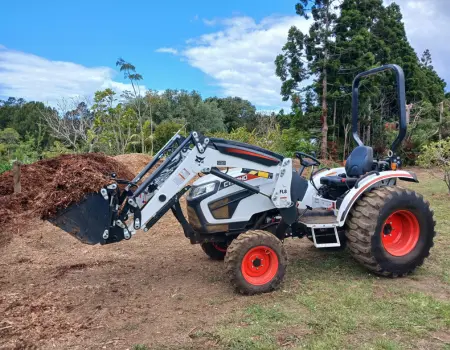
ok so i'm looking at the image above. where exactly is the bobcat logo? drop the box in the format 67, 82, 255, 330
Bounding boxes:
195, 156, 205, 165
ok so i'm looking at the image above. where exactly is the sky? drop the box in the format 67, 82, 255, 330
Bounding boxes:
0, 0, 449, 109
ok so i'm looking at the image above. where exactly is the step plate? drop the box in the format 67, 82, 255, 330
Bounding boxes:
299, 210, 338, 227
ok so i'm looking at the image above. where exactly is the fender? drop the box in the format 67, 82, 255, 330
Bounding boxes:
337, 170, 418, 226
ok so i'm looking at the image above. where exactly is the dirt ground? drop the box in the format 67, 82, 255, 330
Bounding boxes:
0, 204, 317, 350
0, 159, 448, 349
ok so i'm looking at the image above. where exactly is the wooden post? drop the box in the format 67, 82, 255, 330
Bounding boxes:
13, 161, 21, 194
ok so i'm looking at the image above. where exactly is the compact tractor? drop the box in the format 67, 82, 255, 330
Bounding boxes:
51, 65, 436, 294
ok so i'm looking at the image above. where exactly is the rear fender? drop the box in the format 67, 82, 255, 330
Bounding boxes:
337, 170, 418, 226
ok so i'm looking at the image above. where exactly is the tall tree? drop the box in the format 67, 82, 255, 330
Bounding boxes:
116, 58, 150, 153
205, 97, 256, 132
276, 0, 339, 158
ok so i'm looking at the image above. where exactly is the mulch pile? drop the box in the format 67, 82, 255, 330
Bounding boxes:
113, 153, 156, 179
0, 153, 134, 227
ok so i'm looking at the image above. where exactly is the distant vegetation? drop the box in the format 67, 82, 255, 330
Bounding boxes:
1, 0, 450, 175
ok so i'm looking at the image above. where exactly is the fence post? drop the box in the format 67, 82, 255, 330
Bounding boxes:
13, 161, 21, 194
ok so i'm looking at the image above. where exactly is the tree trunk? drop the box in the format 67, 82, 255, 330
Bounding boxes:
333, 100, 336, 142
439, 101, 443, 141
343, 123, 350, 162
140, 117, 145, 154
362, 120, 366, 145
321, 68, 328, 159
150, 104, 154, 156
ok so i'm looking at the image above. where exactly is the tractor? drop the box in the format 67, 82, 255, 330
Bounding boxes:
50, 64, 436, 294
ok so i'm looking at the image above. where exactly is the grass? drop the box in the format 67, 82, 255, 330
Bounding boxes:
132, 345, 149, 350
194, 171, 450, 350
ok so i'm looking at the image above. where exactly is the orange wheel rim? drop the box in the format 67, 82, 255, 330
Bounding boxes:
241, 246, 279, 285
381, 210, 420, 256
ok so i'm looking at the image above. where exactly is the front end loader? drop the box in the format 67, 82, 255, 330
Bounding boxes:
50, 64, 436, 295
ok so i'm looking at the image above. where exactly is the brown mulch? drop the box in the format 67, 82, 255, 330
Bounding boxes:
0, 154, 134, 227
113, 153, 154, 176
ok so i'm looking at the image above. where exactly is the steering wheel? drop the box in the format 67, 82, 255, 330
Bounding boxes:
295, 151, 321, 167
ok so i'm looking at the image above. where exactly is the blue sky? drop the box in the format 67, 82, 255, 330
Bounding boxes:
0, 0, 449, 109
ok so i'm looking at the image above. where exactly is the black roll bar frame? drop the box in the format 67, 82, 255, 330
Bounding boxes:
351, 64, 407, 153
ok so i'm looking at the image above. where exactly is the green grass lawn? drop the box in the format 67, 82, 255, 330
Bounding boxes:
194, 171, 450, 350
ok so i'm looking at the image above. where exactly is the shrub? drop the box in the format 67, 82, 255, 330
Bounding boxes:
0, 161, 12, 174
42, 141, 74, 159
418, 138, 450, 193
153, 120, 184, 151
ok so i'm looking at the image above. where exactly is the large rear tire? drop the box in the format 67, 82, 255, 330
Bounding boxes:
201, 242, 228, 260
346, 186, 436, 277
225, 230, 288, 295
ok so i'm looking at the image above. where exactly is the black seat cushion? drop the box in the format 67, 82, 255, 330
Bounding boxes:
320, 176, 358, 188
345, 146, 373, 177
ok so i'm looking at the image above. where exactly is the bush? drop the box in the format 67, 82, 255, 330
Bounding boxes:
0, 161, 12, 174
153, 120, 184, 151
418, 138, 450, 193
42, 141, 73, 159
280, 128, 316, 157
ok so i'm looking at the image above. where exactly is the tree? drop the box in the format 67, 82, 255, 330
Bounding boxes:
93, 89, 136, 154
153, 120, 183, 150
205, 97, 256, 131
116, 58, 150, 153
276, 0, 340, 158
0, 128, 20, 157
0, 98, 53, 153
40, 97, 98, 152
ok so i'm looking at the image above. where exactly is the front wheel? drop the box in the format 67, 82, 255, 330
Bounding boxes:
201, 242, 228, 260
346, 187, 436, 277
225, 230, 288, 295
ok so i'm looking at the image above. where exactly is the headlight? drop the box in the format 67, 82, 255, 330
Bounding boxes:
189, 182, 217, 199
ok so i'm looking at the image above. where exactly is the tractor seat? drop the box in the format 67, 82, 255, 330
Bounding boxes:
320, 146, 374, 189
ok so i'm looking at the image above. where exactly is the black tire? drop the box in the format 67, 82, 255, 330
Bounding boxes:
225, 230, 288, 295
201, 242, 228, 260
346, 186, 436, 277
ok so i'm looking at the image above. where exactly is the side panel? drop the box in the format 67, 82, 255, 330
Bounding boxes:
200, 175, 276, 224
298, 167, 346, 209
337, 170, 416, 225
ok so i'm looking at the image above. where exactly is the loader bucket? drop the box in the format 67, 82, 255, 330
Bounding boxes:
48, 193, 111, 245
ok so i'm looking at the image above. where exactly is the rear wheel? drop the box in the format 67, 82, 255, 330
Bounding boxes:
346, 186, 436, 276
225, 230, 287, 295
201, 242, 228, 260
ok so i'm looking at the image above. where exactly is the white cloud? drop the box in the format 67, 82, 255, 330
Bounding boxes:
385, 0, 450, 87
181, 15, 312, 108
202, 18, 218, 26
155, 47, 178, 55
0, 46, 146, 104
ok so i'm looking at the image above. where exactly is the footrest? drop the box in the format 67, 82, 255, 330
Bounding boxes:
311, 227, 341, 248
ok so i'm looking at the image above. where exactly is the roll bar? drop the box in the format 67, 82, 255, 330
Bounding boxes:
352, 64, 407, 153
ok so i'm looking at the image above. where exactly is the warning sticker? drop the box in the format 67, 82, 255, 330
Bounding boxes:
181, 168, 190, 178
173, 174, 185, 186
